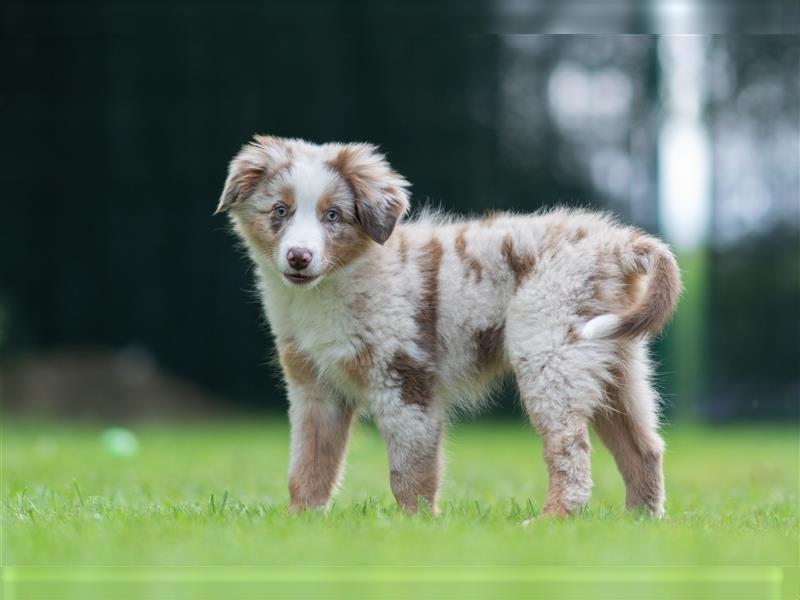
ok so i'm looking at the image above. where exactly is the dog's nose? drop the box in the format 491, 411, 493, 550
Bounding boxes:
287, 247, 313, 271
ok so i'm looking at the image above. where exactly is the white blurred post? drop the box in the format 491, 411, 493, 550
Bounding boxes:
659, 36, 711, 250
658, 35, 712, 415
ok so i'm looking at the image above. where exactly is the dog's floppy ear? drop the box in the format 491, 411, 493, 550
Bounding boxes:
328, 144, 410, 244
215, 135, 290, 214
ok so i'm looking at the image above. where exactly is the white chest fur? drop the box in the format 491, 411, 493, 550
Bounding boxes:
259, 268, 365, 380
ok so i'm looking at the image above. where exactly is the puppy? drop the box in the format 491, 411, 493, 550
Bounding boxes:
216, 136, 681, 517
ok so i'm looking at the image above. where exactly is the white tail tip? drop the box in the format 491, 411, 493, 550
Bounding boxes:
580, 314, 621, 340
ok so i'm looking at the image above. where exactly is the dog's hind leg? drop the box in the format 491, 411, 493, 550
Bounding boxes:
519, 389, 595, 516
510, 341, 606, 517
592, 341, 666, 516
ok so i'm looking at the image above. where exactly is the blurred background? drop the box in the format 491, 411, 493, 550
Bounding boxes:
1, 7, 797, 424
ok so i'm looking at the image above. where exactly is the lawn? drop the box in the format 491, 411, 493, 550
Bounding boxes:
2, 418, 798, 599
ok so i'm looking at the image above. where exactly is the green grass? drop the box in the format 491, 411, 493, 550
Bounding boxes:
2, 419, 798, 598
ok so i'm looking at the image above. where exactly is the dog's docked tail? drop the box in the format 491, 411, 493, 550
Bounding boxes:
581, 236, 682, 340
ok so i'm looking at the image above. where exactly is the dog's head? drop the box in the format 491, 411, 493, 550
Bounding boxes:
216, 136, 410, 288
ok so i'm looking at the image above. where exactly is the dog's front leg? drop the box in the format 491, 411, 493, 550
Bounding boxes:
374, 394, 444, 514
287, 384, 356, 513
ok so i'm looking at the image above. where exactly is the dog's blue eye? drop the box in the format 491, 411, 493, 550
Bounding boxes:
274, 205, 288, 218
324, 209, 340, 223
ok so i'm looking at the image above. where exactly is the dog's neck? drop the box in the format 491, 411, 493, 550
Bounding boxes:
255, 240, 388, 350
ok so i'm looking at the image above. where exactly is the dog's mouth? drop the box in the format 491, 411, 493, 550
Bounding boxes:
283, 272, 319, 286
